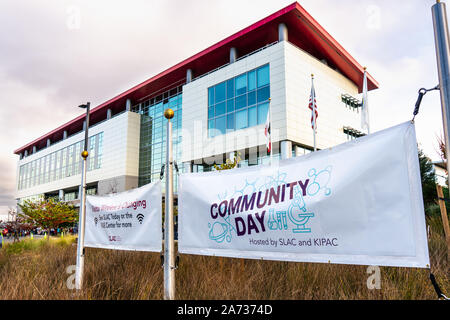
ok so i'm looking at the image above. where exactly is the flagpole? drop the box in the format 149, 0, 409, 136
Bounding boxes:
312, 74, 317, 152
164, 108, 175, 300
362, 67, 370, 135
269, 97, 273, 166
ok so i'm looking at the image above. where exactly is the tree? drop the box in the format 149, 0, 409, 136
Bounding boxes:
18, 198, 78, 239
418, 148, 437, 208
213, 151, 242, 171
436, 135, 448, 187
1, 208, 35, 242
437, 134, 446, 163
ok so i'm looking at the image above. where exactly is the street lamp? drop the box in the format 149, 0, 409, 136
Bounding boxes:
75, 102, 90, 290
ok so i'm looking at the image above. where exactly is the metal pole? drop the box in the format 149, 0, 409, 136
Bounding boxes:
312, 74, 317, 152
163, 108, 175, 300
433, 1, 450, 179
269, 98, 273, 166
75, 102, 90, 290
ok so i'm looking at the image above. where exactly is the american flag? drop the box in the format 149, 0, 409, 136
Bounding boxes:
265, 102, 271, 154
309, 80, 318, 131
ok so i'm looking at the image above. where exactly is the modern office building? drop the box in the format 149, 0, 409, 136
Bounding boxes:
433, 161, 448, 186
14, 2, 378, 205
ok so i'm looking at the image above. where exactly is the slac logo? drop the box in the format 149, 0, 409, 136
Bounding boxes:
108, 235, 121, 242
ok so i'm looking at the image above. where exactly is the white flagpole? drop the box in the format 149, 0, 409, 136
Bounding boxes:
312, 74, 317, 152
164, 108, 175, 300
75, 102, 90, 291
362, 67, 370, 134
269, 97, 273, 166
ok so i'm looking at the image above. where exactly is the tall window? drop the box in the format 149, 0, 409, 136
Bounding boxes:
18, 132, 104, 190
132, 86, 183, 190
208, 64, 270, 138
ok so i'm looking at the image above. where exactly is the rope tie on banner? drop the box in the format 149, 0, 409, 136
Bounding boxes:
172, 255, 180, 270
429, 272, 449, 300
173, 161, 179, 175
412, 85, 440, 122
160, 161, 179, 180
160, 254, 179, 269
160, 164, 165, 180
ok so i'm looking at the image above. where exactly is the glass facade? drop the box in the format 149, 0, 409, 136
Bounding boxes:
131, 86, 183, 189
19, 194, 44, 204
208, 64, 270, 138
18, 132, 104, 190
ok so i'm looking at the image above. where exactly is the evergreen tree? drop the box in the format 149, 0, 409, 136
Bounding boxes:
418, 148, 436, 208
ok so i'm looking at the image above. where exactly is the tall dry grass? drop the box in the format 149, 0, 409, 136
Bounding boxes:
0, 216, 448, 300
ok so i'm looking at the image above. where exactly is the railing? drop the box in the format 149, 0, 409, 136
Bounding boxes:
341, 94, 362, 110
191, 41, 279, 82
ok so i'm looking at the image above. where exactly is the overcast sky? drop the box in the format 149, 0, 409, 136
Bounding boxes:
0, 0, 445, 213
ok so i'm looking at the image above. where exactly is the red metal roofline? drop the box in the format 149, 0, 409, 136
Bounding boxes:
14, 2, 378, 155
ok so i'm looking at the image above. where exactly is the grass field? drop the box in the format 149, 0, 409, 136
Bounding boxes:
0, 215, 448, 300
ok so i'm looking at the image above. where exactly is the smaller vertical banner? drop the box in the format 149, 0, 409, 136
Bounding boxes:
84, 181, 162, 252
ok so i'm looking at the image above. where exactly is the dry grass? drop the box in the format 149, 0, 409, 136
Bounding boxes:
0, 216, 448, 300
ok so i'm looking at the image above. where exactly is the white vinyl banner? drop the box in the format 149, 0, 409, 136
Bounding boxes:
179, 122, 430, 268
84, 181, 162, 252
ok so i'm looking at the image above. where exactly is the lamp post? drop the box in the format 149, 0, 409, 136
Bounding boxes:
75, 102, 90, 290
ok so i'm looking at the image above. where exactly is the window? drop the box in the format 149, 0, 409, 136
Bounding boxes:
208, 64, 270, 138
132, 86, 184, 190
18, 132, 104, 190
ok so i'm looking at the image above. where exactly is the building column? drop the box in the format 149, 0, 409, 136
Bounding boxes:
24, 150, 28, 157
294, 145, 302, 157
186, 69, 193, 83
126, 99, 131, 111
183, 162, 193, 173
281, 140, 292, 160
59, 189, 65, 201
32, 146, 37, 154
107, 108, 112, 120
46, 138, 51, 148
63, 130, 68, 140
230, 47, 237, 63
192, 164, 199, 173
19, 153, 23, 160
278, 23, 288, 42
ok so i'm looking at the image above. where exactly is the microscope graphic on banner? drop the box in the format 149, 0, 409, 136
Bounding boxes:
208, 166, 332, 243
